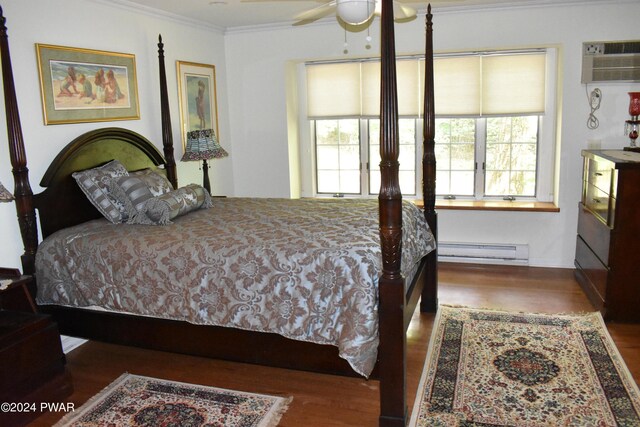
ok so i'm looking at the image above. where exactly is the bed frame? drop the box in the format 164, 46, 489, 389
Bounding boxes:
1, 3, 438, 426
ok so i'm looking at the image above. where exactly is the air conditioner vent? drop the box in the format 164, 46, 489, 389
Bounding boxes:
582, 40, 640, 83
603, 41, 640, 55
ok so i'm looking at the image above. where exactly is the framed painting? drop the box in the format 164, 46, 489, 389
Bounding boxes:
176, 61, 220, 149
36, 44, 140, 125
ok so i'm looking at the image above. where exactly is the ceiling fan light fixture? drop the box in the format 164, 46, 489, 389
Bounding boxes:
336, 0, 375, 25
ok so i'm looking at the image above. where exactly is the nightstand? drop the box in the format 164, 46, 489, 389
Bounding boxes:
0, 268, 37, 313
0, 310, 73, 427
0, 269, 73, 426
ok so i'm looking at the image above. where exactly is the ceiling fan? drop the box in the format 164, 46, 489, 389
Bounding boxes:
295, 0, 417, 25
243, 0, 420, 26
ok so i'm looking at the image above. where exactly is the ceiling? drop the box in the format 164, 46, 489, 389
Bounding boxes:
113, 0, 596, 30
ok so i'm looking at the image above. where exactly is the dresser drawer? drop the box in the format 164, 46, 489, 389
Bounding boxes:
575, 236, 608, 302
585, 156, 613, 194
577, 203, 610, 266
583, 182, 611, 225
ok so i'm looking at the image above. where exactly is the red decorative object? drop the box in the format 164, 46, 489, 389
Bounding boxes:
625, 93, 640, 150
626, 120, 640, 147
629, 92, 640, 118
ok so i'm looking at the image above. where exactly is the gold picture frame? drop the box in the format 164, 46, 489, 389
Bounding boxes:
36, 44, 140, 125
176, 61, 220, 149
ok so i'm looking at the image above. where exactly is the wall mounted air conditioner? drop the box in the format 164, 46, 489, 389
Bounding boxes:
581, 40, 640, 83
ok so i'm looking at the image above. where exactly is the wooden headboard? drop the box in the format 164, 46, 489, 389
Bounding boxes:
34, 128, 168, 239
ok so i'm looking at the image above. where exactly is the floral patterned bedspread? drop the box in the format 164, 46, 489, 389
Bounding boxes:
36, 197, 435, 377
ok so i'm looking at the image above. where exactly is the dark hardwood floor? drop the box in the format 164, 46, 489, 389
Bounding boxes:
31, 263, 640, 426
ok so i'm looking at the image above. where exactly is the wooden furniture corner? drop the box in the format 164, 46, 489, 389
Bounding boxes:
0, 268, 37, 313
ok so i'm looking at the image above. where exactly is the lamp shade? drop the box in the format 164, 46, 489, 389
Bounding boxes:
0, 181, 13, 202
337, 0, 375, 25
181, 129, 228, 162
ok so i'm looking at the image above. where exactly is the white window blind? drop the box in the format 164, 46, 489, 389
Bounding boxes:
432, 56, 482, 116
481, 54, 546, 115
306, 51, 546, 118
306, 62, 361, 117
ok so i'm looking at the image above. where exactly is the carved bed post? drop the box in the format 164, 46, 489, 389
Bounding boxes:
377, 0, 405, 425
0, 7, 38, 276
421, 5, 438, 312
157, 35, 178, 189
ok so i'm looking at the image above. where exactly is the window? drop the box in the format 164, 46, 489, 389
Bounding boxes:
305, 49, 555, 201
435, 115, 539, 198
315, 119, 361, 194
313, 118, 417, 195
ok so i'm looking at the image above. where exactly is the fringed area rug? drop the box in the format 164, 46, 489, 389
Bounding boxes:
410, 306, 640, 427
55, 373, 291, 427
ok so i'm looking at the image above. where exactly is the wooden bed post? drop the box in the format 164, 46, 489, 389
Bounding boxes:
377, 0, 406, 425
0, 7, 38, 276
421, 5, 438, 313
157, 35, 178, 189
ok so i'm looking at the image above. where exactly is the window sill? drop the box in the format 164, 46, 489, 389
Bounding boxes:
413, 199, 559, 212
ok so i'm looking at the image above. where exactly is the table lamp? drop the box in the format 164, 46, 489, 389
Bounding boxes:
181, 129, 228, 194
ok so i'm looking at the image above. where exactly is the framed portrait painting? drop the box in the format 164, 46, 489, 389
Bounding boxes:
176, 61, 220, 149
36, 44, 140, 125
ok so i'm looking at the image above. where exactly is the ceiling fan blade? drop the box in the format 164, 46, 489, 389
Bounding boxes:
373, 1, 417, 21
393, 1, 416, 19
293, 1, 336, 24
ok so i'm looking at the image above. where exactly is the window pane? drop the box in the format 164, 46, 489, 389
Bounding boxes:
339, 145, 360, 169
435, 144, 450, 170
485, 116, 538, 197
316, 120, 338, 145
317, 171, 339, 193
315, 119, 360, 194
485, 171, 509, 195
435, 170, 450, 195
399, 171, 415, 195
316, 145, 339, 169
450, 144, 474, 170
340, 170, 361, 193
450, 171, 475, 195
511, 171, 536, 195
370, 171, 381, 194
435, 118, 475, 196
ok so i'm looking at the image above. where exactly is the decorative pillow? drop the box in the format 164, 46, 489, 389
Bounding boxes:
130, 168, 173, 196
131, 184, 213, 225
109, 175, 155, 219
72, 160, 129, 223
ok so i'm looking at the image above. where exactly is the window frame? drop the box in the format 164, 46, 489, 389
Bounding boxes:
298, 47, 558, 204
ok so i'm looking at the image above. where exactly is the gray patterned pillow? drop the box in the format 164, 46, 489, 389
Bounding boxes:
72, 160, 129, 223
131, 184, 213, 225
109, 175, 155, 219
130, 168, 173, 196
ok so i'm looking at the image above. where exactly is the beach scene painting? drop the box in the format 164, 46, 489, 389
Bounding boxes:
36, 44, 139, 125
50, 61, 131, 110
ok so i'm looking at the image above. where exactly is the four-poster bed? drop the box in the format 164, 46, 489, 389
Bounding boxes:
1, 2, 438, 425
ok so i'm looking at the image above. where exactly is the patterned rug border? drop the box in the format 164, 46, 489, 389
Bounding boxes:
409, 305, 640, 427
55, 373, 292, 427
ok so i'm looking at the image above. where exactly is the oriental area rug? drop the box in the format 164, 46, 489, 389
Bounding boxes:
54, 373, 291, 427
410, 306, 640, 427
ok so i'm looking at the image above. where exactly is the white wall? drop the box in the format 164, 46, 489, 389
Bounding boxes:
0, 0, 231, 269
224, 1, 640, 267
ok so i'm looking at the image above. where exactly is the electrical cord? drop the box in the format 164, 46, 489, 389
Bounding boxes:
586, 86, 602, 129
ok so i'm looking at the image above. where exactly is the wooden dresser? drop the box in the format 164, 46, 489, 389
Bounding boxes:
575, 149, 640, 322
0, 269, 73, 426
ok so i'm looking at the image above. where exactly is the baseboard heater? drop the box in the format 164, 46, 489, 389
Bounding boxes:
438, 242, 529, 265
